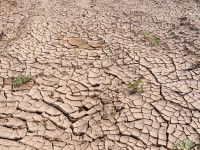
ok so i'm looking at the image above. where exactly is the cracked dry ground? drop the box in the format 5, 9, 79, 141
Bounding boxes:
0, 0, 200, 150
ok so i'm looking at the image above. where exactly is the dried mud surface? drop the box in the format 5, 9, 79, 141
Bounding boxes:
0, 0, 200, 149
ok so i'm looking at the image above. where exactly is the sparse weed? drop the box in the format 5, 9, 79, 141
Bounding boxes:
128, 79, 143, 94
12, 75, 32, 87
142, 31, 160, 46
173, 140, 200, 150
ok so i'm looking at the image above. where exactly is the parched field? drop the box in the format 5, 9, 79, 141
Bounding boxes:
0, 0, 200, 149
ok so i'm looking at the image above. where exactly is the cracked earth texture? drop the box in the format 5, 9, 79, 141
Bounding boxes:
0, 0, 200, 149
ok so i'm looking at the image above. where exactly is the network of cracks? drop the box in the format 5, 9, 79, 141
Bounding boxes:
0, 0, 200, 149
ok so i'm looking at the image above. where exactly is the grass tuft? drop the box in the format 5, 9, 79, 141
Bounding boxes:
12, 75, 32, 87
142, 31, 160, 46
128, 79, 143, 94
173, 140, 200, 150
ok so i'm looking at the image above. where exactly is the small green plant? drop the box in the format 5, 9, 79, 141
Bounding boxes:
12, 75, 32, 87
173, 140, 200, 150
128, 80, 143, 94
142, 31, 160, 46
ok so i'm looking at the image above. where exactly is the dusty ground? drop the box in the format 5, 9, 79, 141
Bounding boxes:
0, 0, 200, 149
